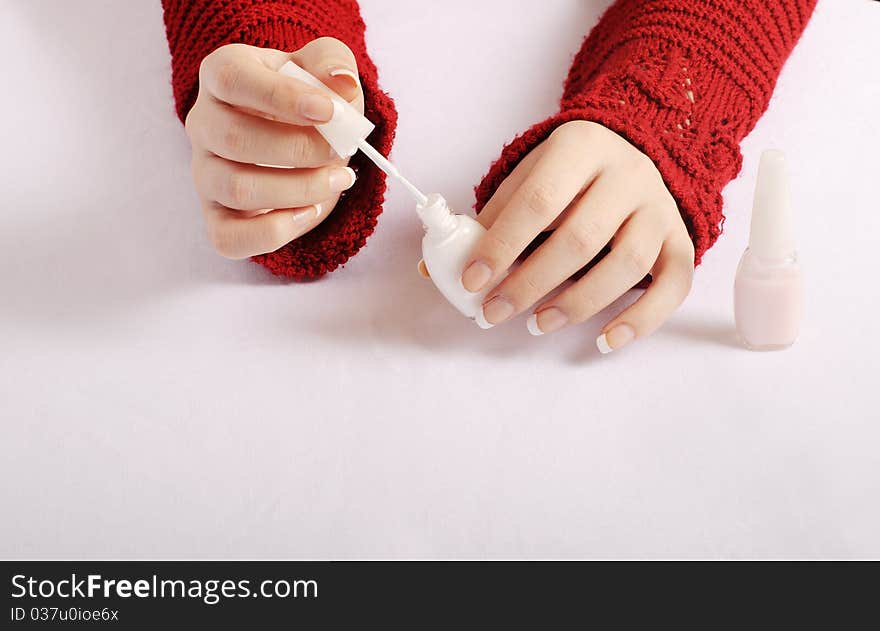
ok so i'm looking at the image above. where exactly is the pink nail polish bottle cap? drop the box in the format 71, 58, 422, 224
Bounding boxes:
749, 149, 795, 260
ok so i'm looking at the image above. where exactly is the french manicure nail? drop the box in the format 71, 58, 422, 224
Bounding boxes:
299, 93, 334, 122
474, 308, 493, 330
328, 66, 360, 87
329, 167, 356, 192
291, 204, 320, 224
597, 324, 636, 354
461, 261, 493, 293
526, 314, 543, 336
329, 99, 342, 122
528, 307, 568, 336
481, 295, 514, 325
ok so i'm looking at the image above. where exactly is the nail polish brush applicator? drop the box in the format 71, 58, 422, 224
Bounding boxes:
279, 62, 497, 322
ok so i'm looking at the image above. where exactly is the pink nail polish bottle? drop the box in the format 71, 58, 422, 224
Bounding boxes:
734, 149, 803, 351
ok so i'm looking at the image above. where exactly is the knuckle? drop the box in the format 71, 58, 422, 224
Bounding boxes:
565, 220, 602, 256
300, 172, 318, 201
266, 79, 285, 112
486, 231, 516, 260
221, 121, 250, 156
522, 182, 558, 219
631, 151, 659, 178
226, 171, 255, 207
547, 124, 571, 145
520, 273, 544, 298
680, 237, 696, 265
183, 103, 200, 139
207, 224, 239, 259
546, 125, 587, 160
286, 135, 312, 166
213, 43, 245, 58
213, 60, 242, 98
565, 120, 603, 142
620, 245, 652, 277
197, 54, 214, 84
315, 36, 354, 59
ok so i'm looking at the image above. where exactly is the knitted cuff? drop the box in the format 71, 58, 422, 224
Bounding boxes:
475, 0, 817, 267
474, 42, 738, 266
162, 0, 397, 279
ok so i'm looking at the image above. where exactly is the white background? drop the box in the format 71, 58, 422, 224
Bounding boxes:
1, 0, 878, 559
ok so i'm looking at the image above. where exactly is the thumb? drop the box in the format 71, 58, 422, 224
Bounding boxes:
291, 37, 361, 105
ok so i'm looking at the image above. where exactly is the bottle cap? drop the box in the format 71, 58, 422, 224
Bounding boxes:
278, 61, 374, 158
749, 149, 795, 259
416, 193, 456, 237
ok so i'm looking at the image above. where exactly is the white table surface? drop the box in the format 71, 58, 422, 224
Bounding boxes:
2, 0, 878, 559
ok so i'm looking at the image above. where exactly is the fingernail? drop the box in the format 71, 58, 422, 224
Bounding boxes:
528, 307, 568, 336
526, 314, 543, 336
328, 66, 360, 87
291, 204, 320, 224
330, 99, 343, 122
461, 261, 493, 293
300, 93, 334, 122
597, 324, 636, 354
474, 308, 493, 330
481, 295, 514, 325
329, 167, 356, 192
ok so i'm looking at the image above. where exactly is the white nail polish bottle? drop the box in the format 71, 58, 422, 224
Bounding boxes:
417, 194, 494, 320
276, 62, 497, 321
734, 150, 803, 351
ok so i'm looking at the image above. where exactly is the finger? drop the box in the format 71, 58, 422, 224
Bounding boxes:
474, 142, 547, 229
462, 131, 600, 293
595, 235, 695, 354
194, 153, 355, 211
529, 212, 663, 335
203, 201, 329, 260
477, 173, 629, 326
188, 100, 337, 168
200, 44, 335, 124
291, 37, 362, 104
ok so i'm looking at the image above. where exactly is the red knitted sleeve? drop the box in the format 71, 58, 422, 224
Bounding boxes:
474, 0, 816, 265
161, 0, 397, 279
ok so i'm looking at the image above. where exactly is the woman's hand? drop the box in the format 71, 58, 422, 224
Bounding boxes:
185, 39, 362, 259
463, 121, 695, 353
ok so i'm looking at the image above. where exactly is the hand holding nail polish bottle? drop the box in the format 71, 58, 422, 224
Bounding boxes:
277, 62, 501, 323
734, 149, 803, 351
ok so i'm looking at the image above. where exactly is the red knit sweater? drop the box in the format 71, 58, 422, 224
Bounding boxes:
162, 0, 397, 279
162, 0, 816, 277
